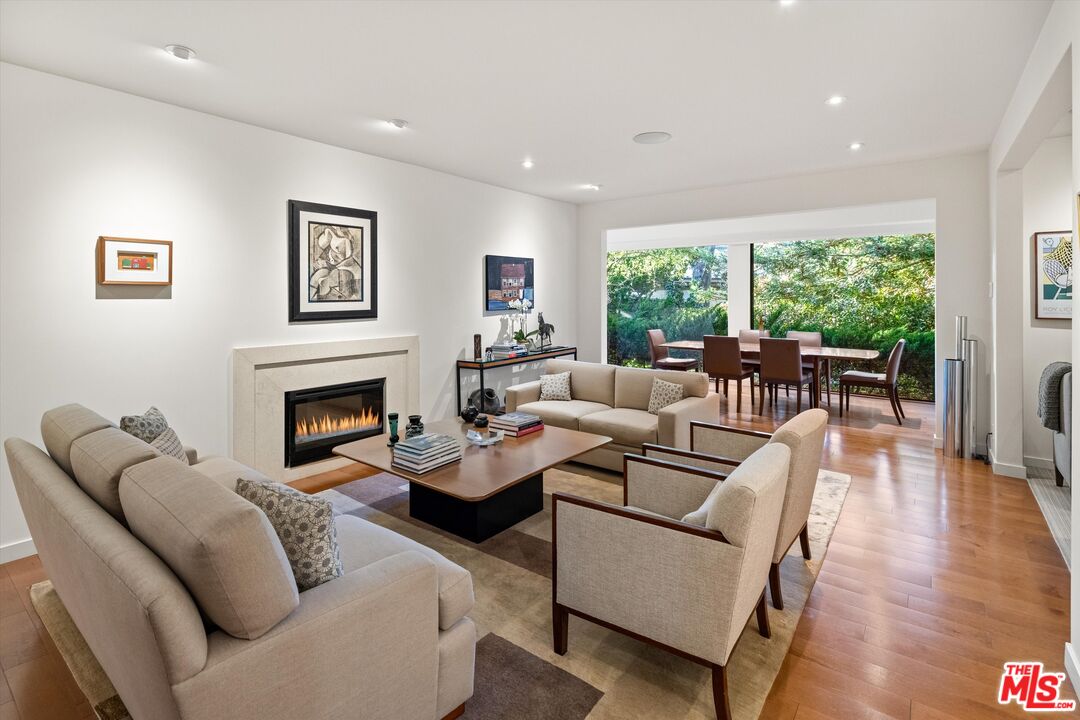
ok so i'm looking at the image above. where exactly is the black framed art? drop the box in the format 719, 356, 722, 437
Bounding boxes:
288, 200, 378, 322
484, 255, 534, 312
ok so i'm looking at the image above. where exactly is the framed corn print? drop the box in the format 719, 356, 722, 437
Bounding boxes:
96, 237, 173, 286
1034, 230, 1073, 320
288, 200, 378, 322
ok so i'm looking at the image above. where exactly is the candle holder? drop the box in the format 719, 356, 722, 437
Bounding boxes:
386, 412, 400, 447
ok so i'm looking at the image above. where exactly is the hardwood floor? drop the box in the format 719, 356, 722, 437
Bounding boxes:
0, 389, 1071, 719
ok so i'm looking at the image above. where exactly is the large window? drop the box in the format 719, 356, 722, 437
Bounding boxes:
752, 234, 935, 400
607, 246, 727, 367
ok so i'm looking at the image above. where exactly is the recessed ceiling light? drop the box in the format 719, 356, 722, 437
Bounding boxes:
522, 159, 535, 169
849, 141, 864, 151
779, 0, 796, 6
633, 131, 672, 145
583, 184, 602, 191
826, 95, 846, 106
164, 44, 196, 61
386, 118, 409, 130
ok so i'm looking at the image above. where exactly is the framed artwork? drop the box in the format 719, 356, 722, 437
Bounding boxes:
96, 237, 172, 285
288, 200, 377, 322
484, 255, 534, 312
1034, 230, 1073, 320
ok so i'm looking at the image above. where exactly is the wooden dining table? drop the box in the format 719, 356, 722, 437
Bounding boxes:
660, 340, 880, 409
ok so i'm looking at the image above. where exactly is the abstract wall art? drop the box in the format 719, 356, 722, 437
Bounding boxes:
1034, 230, 1073, 320
289, 200, 378, 322
96, 237, 172, 285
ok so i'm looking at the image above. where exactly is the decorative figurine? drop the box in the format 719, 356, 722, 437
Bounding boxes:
473, 415, 489, 429
473, 333, 483, 361
536, 312, 555, 349
460, 404, 479, 423
405, 414, 424, 438
386, 412, 400, 447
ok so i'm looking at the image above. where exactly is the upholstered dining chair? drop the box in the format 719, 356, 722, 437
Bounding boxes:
839, 339, 907, 425
758, 338, 814, 414
787, 330, 831, 407
737, 328, 771, 382
643, 408, 828, 610
647, 329, 698, 371
551, 443, 791, 720
702, 335, 755, 414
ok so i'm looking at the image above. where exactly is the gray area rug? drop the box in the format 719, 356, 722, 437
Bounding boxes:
1027, 466, 1071, 569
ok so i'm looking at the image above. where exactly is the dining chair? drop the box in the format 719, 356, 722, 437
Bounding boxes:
702, 335, 755, 414
839, 339, 906, 425
647, 329, 698, 371
758, 338, 814, 414
737, 328, 770, 380
787, 331, 830, 407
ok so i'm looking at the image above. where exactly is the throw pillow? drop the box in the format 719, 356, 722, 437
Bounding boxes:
120, 407, 188, 464
539, 371, 572, 401
235, 478, 343, 591
647, 378, 684, 415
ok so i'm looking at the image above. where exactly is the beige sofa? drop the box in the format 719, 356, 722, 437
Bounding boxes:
506, 359, 719, 470
5, 404, 475, 720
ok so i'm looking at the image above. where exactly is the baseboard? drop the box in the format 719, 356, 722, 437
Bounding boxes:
990, 451, 1028, 479
0, 538, 36, 564
1066, 643, 1080, 698
1024, 455, 1055, 470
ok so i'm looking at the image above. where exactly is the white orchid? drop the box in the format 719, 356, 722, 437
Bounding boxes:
508, 298, 523, 311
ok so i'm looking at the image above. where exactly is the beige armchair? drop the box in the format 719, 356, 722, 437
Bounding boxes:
667, 408, 828, 610
551, 444, 791, 720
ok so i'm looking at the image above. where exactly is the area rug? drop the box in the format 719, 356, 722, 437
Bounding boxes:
29, 464, 849, 720
319, 464, 851, 720
29, 584, 602, 720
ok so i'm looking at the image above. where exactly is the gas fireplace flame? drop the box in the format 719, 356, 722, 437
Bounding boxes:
295, 407, 380, 441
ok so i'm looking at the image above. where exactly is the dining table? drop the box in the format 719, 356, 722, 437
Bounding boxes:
660, 340, 880, 409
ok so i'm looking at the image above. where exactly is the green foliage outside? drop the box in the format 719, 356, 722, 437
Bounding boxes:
607, 246, 728, 368
606, 234, 936, 401
753, 234, 935, 400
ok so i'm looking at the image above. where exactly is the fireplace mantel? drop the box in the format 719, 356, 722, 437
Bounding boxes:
232, 336, 419, 481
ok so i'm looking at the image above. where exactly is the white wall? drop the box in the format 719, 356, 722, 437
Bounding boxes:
0, 63, 579, 558
1021, 135, 1073, 466
578, 152, 990, 444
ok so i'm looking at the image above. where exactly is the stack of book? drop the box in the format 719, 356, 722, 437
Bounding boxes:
391, 433, 463, 474
489, 411, 544, 438
490, 343, 529, 359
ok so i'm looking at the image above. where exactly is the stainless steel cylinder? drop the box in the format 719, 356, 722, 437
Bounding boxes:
955, 315, 968, 360
943, 358, 964, 458
961, 339, 977, 459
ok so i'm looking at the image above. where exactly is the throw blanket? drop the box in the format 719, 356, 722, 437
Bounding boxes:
1038, 361, 1072, 432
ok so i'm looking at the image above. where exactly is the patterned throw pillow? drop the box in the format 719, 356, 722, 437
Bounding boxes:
539, 371, 572, 401
648, 378, 684, 415
235, 478, 343, 592
120, 407, 188, 464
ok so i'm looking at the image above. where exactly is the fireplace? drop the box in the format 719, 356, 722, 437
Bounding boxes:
284, 378, 385, 467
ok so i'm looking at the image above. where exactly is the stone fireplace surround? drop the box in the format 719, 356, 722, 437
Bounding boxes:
232, 336, 420, 481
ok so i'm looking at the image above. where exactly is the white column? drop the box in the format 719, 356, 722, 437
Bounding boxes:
726, 244, 752, 336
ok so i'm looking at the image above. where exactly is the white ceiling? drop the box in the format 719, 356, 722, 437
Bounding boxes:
0, 0, 1052, 203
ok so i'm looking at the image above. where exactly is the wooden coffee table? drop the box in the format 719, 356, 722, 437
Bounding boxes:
333, 419, 611, 542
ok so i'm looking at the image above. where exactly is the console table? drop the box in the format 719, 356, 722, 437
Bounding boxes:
455, 345, 577, 412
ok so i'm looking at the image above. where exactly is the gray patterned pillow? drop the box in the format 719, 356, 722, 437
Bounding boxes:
120, 407, 188, 464
648, 377, 684, 414
235, 478, 343, 591
539, 371, 572, 401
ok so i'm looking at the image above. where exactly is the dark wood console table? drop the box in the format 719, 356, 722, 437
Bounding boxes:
455, 346, 577, 413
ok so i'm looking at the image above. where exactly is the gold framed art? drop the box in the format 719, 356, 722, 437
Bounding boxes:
96, 237, 173, 286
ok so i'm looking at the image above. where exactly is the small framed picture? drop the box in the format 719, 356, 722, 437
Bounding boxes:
288, 200, 378, 322
96, 237, 173, 285
1034, 230, 1073, 320
484, 255, 534, 312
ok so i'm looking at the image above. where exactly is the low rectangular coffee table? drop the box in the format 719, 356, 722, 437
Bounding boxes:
333, 419, 610, 542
